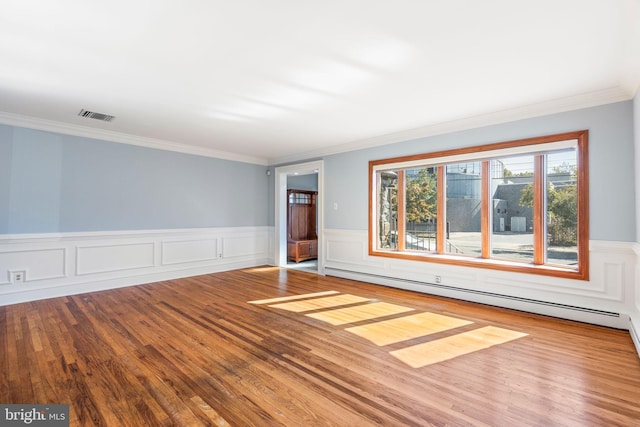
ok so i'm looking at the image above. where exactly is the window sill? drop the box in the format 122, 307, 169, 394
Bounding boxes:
370, 250, 588, 281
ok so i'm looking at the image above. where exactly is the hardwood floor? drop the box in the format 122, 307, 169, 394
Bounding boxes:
1, 267, 639, 426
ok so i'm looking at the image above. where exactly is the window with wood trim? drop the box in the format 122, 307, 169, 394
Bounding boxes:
369, 131, 589, 280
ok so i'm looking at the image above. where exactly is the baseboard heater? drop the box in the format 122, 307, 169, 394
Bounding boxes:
325, 267, 621, 319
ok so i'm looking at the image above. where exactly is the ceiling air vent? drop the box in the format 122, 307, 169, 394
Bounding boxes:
78, 109, 115, 122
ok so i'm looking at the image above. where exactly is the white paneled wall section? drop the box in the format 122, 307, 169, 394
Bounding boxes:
0, 227, 273, 305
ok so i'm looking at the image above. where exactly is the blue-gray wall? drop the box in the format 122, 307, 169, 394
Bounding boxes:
2, 100, 636, 241
322, 101, 636, 242
0, 126, 13, 232
0, 125, 270, 233
287, 173, 318, 191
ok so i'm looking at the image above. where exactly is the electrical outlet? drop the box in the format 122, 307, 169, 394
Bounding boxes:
435, 275, 441, 284
9, 270, 26, 283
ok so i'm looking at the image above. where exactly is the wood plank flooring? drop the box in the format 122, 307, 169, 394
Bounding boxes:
1, 266, 639, 426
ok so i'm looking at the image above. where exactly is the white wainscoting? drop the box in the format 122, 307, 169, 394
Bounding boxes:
77, 242, 156, 275
0, 227, 273, 306
631, 258, 640, 357
323, 229, 640, 355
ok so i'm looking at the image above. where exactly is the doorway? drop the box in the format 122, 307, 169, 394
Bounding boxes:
274, 160, 324, 274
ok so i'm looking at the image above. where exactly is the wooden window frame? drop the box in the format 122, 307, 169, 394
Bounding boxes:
368, 130, 589, 280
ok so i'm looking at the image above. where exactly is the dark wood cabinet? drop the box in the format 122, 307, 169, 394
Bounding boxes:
287, 189, 317, 263
287, 240, 317, 263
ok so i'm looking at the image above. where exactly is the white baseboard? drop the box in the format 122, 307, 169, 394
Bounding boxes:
0, 226, 274, 305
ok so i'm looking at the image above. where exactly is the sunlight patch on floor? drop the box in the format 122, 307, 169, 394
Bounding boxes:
306, 302, 414, 326
390, 326, 528, 368
249, 290, 339, 305
346, 312, 473, 346
268, 294, 371, 312
251, 291, 528, 368
246, 266, 281, 273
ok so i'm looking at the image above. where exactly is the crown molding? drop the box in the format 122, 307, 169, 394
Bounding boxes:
268, 86, 632, 165
0, 112, 269, 166
0, 86, 632, 168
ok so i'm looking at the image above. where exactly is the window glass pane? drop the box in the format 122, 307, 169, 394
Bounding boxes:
546, 150, 578, 266
491, 156, 534, 262
378, 170, 398, 250
404, 167, 438, 252
446, 162, 482, 256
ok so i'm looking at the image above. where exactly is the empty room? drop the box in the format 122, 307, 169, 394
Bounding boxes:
1, 1, 640, 426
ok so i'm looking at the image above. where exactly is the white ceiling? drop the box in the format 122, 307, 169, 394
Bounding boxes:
1, 0, 639, 165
